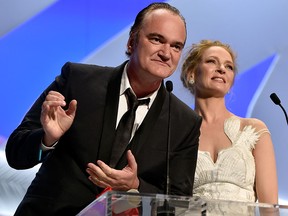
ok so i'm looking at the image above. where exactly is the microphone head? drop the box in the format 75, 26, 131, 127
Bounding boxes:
165, 80, 173, 93
270, 93, 281, 105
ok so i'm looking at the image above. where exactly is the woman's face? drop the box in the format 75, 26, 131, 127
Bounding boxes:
194, 46, 235, 98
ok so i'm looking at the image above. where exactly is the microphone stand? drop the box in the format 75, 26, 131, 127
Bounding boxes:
270, 93, 288, 125
278, 104, 288, 125
157, 81, 175, 216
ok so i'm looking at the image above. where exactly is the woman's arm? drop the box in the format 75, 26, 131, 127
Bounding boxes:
253, 120, 278, 204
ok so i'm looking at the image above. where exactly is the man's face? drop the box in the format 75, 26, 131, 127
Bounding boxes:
128, 9, 186, 83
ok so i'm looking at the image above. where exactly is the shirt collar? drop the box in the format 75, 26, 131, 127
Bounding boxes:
120, 63, 131, 96
120, 63, 160, 103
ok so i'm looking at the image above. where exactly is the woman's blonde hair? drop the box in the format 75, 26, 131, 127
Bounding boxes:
181, 40, 238, 94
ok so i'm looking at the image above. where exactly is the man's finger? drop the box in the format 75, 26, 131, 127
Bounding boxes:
126, 150, 137, 171
97, 160, 113, 177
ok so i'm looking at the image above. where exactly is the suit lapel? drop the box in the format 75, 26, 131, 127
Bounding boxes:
116, 82, 167, 169
97, 63, 125, 164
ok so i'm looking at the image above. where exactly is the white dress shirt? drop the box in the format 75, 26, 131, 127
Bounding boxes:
117, 64, 159, 140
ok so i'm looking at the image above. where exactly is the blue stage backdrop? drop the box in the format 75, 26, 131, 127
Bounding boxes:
0, 0, 288, 214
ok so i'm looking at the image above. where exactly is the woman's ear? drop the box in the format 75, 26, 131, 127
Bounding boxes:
188, 73, 195, 85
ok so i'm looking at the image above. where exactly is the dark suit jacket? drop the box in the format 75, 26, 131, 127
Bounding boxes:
6, 61, 202, 215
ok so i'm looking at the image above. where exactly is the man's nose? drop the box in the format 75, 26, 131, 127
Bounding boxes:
158, 44, 170, 60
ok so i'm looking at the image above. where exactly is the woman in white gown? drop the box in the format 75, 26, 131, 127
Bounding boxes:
180, 40, 278, 214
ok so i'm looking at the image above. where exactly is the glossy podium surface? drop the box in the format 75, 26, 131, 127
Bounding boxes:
77, 191, 288, 216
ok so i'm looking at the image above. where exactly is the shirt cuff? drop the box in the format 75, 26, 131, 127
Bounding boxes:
38, 140, 58, 161
41, 140, 58, 151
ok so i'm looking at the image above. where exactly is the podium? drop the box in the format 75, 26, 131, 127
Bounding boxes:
77, 191, 288, 216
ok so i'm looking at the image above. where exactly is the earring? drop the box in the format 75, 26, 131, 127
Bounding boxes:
188, 78, 194, 85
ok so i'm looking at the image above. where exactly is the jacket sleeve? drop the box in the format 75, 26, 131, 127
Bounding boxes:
5, 62, 71, 169
137, 113, 202, 196
169, 113, 202, 196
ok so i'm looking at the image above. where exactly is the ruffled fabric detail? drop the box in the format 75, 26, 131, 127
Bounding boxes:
194, 116, 269, 204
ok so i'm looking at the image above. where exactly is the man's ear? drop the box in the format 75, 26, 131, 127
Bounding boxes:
127, 37, 134, 54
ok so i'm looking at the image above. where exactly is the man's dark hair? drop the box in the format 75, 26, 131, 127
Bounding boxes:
126, 2, 187, 56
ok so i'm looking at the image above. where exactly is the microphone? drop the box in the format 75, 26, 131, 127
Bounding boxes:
165, 80, 173, 195
156, 80, 175, 216
166, 80, 173, 94
270, 93, 288, 125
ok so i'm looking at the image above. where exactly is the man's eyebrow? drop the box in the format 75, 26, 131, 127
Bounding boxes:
174, 41, 185, 48
147, 33, 184, 46
147, 33, 164, 38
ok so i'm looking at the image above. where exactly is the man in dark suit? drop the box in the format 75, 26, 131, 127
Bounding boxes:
5, 2, 202, 215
